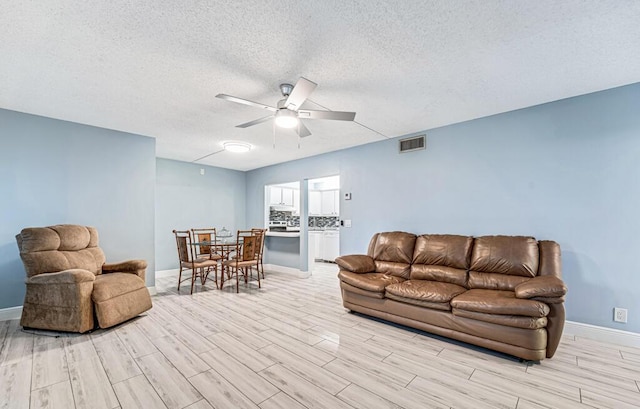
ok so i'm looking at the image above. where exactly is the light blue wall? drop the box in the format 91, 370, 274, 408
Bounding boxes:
246, 83, 640, 333
155, 158, 246, 270
0, 109, 156, 308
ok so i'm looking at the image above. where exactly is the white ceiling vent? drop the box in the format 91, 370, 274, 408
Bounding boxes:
399, 135, 426, 153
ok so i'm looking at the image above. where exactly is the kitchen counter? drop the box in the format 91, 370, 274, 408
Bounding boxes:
265, 231, 300, 238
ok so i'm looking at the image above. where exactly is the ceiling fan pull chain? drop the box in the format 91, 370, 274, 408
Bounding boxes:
272, 121, 276, 149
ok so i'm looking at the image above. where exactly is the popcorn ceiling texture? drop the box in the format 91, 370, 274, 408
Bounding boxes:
1, 1, 639, 170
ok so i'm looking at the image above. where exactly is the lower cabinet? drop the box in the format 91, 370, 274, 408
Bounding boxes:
322, 231, 340, 262
309, 231, 323, 261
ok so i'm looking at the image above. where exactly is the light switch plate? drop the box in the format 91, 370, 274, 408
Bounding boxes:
344, 192, 352, 200
344, 219, 352, 228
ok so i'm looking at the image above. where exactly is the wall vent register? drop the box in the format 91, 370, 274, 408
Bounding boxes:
399, 134, 426, 153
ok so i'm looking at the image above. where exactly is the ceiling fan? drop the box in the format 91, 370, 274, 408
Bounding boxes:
216, 77, 356, 138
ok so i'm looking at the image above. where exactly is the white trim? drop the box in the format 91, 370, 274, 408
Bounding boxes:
147, 286, 157, 296
0, 306, 22, 321
264, 264, 311, 278
155, 269, 179, 278
564, 320, 640, 348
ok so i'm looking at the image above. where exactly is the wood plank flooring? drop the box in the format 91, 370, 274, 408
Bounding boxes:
1, 262, 639, 409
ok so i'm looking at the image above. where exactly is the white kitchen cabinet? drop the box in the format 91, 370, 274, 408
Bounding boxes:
320, 190, 339, 216
269, 186, 298, 207
281, 188, 294, 206
308, 231, 323, 261
309, 191, 322, 215
269, 186, 283, 205
293, 189, 300, 215
322, 230, 340, 261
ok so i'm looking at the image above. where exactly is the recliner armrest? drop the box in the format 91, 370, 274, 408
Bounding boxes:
335, 255, 376, 273
515, 276, 567, 299
102, 260, 147, 281
27, 269, 96, 284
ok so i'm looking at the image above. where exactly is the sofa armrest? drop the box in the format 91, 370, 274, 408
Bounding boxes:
335, 255, 376, 273
27, 269, 96, 285
515, 276, 567, 299
102, 260, 147, 281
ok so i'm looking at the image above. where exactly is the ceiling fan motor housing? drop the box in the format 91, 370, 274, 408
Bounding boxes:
279, 83, 294, 97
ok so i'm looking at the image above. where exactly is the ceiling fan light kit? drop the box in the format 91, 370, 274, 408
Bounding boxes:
274, 109, 299, 128
223, 141, 252, 153
216, 77, 357, 138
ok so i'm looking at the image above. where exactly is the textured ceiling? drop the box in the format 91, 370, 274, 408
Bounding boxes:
1, 1, 640, 171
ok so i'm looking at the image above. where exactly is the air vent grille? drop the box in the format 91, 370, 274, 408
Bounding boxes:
399, 135, 426, 153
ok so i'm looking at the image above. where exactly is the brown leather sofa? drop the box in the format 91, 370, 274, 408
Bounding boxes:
16, 224, 153, 333
336, 232, 567, 361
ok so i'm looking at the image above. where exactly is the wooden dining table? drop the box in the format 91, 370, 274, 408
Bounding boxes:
193, 238, 242, 281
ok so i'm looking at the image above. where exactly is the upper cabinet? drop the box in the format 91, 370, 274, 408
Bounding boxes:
310, 189, 339, 216
269, 187, 283, 205
293, 189, 300, 215
309, 191, 322, 215
269, 186, 300, 214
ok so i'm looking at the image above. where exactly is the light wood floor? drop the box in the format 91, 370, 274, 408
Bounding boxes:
1, 263, 640, 409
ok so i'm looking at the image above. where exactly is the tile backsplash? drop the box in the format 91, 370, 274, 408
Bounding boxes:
309, 216, 339, 229
270, 210, 299, 225
269, 210, 338, 229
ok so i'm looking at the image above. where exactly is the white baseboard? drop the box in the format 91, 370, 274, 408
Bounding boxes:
147, 286, 157, 296
155, 269, 179, 278
264, 264, 311, 278
564, 321, 640, 348
0, 306, 22, 321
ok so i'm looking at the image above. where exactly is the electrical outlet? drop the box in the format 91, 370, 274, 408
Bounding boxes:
614, 308, 628, 323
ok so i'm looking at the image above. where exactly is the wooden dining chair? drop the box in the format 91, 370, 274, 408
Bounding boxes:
221, 230, 260, 293
251, 228, 266, 278
191, 228, 224, 262
173, 230, 219, 294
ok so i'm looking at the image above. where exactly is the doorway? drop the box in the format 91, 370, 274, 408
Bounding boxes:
307, 175, 340, 274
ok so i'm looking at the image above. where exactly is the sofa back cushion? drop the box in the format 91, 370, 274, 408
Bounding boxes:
468, 236, 539, 290
17, 225, 106, 277
367, 231, 416, 279
410, 234, 473, 286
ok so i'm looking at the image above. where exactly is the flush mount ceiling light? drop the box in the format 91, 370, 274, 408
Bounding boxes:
223, 141, 252, 153
274, 108, 299, 129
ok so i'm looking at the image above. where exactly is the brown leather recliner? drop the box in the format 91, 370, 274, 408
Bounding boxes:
337, 232, 567, 361
16, 224, 153, 333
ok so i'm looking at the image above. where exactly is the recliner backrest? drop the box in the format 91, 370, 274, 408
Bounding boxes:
468, 235, 538, 291
411, 234, 473, 287
367, 231, 416, 279
16, 225, 106, 277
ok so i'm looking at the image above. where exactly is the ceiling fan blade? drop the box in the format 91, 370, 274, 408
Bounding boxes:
297, 120, 312, 138
216, 94, 277, 112
297, 109, 356, 121
236, 115, 273, 128
284, 77, 317, 110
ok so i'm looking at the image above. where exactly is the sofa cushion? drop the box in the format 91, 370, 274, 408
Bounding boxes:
92, 272, 146, 302
452, 309, 548, 329
410, 265, 468, 287
451, 289, 550, 317
386, 280, 467, 303
467, 271, 530, 291
470, 236, 539, 278
374, 260, 411, 279
369, 231, 416, 264
412, 234, 473, 269
338, 271, 405, 293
